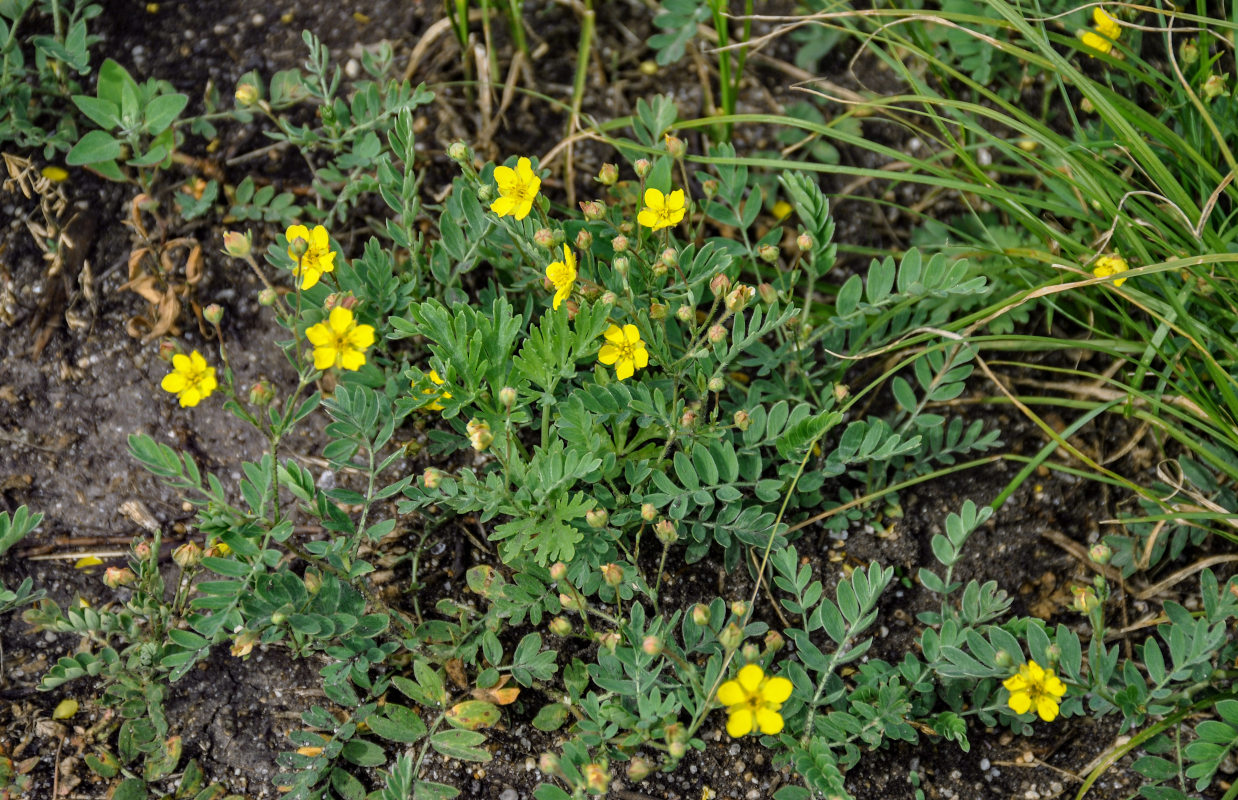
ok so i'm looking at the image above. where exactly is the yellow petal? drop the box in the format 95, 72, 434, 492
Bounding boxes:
737, 664, 765, 694
75, 556, 103, 569
1093, 7, 1119, 38
603, 325, 625, 345
328, 306, 354, 335
347, 324, 376, 350
162, 372, 187, 393
52, 699, 78, 719
180, 387, 201, 407
513, 199, 534, 220
622, 324, 641, 345
198, 372, 218, 395
553, 285, 571, 310
632, 345, 649, 370
1080, 30, 1112, 53
716, 679, 745, 707
546, 261, 569, 285
314, 347, 338, 371
615, 358, 634, 381
515, 157, 533, 182
490, 196, 517, 217
1026, 661, 1045, 682
563, 244, 575, 269
755, 707, 784, 735
171, 353, 191, 372
1036, 696, 1060, 721
667, 189, 685, 210
726, 708, 754, 738
493, 165, 516, 190
761, 675, 793, 705
300, 266, 321, 290
340, 349, 366, 371
310, 225, 330, 250
643, 187, 664, 209
599, 344, 621, 365
1003, 674, 1028, 692
305, 321, 332, 347
189, 350, 207, 371
285, 224, 310, 245
1044, 675, 1067, 697
1007, 691, 1032, 715
637, 208, 660, 229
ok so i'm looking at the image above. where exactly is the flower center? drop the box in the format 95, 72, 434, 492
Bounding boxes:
617, 341, 635, 360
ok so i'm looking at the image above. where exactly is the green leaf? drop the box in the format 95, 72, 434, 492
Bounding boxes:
66, 130, 123, 165
331, 767, 366, 800
367, 704, 428, 743
112, 778, 148, 800
144, 93, 189, 133
414, 781, 461, 800
429, 729, 491, 762
531, 703, 569, 732
340, 739, 386, 767
72, 95, 120, 129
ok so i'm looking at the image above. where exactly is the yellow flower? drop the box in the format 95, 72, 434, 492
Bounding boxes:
306, 307, 375, 371
419, 369, 452, 411
637, 187, 687, 230
716, 663, 793, 737
160, 350, 218, 408
598, 324, 649, 381
285, 224, 336, 290
1080, 7, 1120, 54
1003, 660, 1067, 722
490, 156, 541, 220
1092, 254, 1129, 287
545, 245, 577, 310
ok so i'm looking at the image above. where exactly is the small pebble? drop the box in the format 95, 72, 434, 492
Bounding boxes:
499, 789, 517, 800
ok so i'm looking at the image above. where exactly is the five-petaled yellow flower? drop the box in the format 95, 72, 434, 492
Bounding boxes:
717, 663, 793, 738
545, 245, 577, 310
161, 350, 217, 408
419, 369, 452, 411
1080, 7, 1120, 55
598, 324, 649, 381
285, 224, 336, 290
1003, 660, 1067, 722
1092, 254, 1129, 287
491, 157, 541, 220
637, 187, 687, 231
306, 307, 375, 371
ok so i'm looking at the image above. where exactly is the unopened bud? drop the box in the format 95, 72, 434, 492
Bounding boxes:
234, 83, 259, 106
583, 763, 609, 794
447, 142, 469, 163
994, 649, 1014, 668
598, 163, 618, 185
634, 158, 652, 178
584, 508, 609, 529
601, 563, 623, 587
642, 635, 663, 656
797, 232, 813, 251
707, 376, 725, 392
654, 519, 677, 544
612, 257, 629, 276
249, 379, 275, 406
223, 230, 252, 258
731, 600, 748, 618
675, 304, 693, 323
103, 566, 136, 589
1071, 585, 1100, 614
691, 603, 711, 626
758, 244, 779, 264
1089, 543, 1113, 565
271, 610, 287, 625
303, 568, 322, 595
1203, 72, 1228, 101
477, 184, 494, 202
664, 722, 685, 742
258, 287, 278, 306
611, 234, 629, 253
575, 229, 593, 250
600, 291, 618, 305
422, 467, 445, 489
559, 592, 579, 612
549, 562, 568, 582
230, 629, 259, 658
726, 285, 755, 312
627, 757, 653, 782
288, 236, 309, 259
158, 340, 179, 362
580, 200, 604, 220
710, 273, 732, 297
534, 228, 555, 248
499, 386, 517, 409
133, 540, 152, 561
651, 259, 668, 277
466, 418, 493, 452
1045, 643, 1061, 665
597, 631, 621, 653
664, 134, 686, 158
538, 753, 561, 776
680, 407, 696, 428
733, 409, 751, 430
833, 383, 850, 402
641, 503, 657, 522
701, 179, 718, 198
668, 740, 686, 759
764, 630, 785, 653
707, 324, 727, 344
649, 301, 667, 320
660, 248, 678, 268
172, 541, 202, 568
1180, 39, 1199, 67
741, 643, 761, 662
1080, 96, 1095, 114
549, 616, 572, 637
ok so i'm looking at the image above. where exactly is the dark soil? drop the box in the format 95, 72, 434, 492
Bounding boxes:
0, 1, 1206, 799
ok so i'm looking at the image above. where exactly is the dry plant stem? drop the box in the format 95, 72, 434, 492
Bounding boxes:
1134, 554, 1238, 601
563, 0, 594, 210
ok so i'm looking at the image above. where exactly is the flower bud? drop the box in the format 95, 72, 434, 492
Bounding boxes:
618, 221, 633, 235
601, 563, 623, 587
680, 407, 696, 429
586, 508, 609, 529
319, 104, 336, 125
477, 183, 494, 202
642, 635, 662, 656
710, 273, 732, 297
797, 232, 813, 252
651, 259, 668, 278
103, 566, 136, 589
499, 386, 517, 409
158, 339, 179, 363
538, 752, 561, 776
222, 230, 252, 258
634, 158, 652, 178
172, 541, 202, 568
731, 600, 748, 618
707, 324, 727, 344
654, 519, 677, 544
660, 248, 678, 268
575, 229, 593, 250
1045, 643, 1061, 665
691, 603, 711, 626
598, 163, 618, 185
612, 257, 629, 277
675, 304, 693, 323
303, 568, 322, 595
600, 290, 618, 306
583, 763, 610, 794
549, 562, 568, 582
467, 418, 493, 452
664, 134, 686, 158
707, 376, 725, 392
733, 409, 751, 431
741, 642, 761, 662
580, 200, 605, 220
1203, 73, 1228, 101
288, 235, 309, 259
422, 467, 445, 489
664, 722, 685, 742
754, 283, 777, 306
649, 301, 667, 321
447, 141, 469, 163
1180, 39, 1199, 67
627, 756, 652, 782
549, 616, 572, 637
258, 287, 278, 306
235, 83, 259, 106
1071, 585, 1100, 614
833, 383, 850, 402
994, 649, 1014, 668
758, 244, 780, 264
249, 379, 275, 406
133, 540, 152, 561
668, 740, 686, 759
230, 629, 259, 658
611, 234, 629, 254
701, 179, 718, 198
559, 592, 579, 612
1089, 543, 1113, 565
764, 630, 785, 653
641, 503, 657, 522
1080, 96, 1095, 114
597, 631, 620, 653
726, 285, 755, 313
534, 228, 555, 248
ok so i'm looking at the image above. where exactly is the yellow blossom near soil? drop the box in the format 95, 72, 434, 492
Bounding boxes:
545, 245, 577, 310
419, 369, 452, 411
490, 156, 541, 220
306, 307, 375, 371
52, 698, 79, 719
1003, 660, 1067, 721
41, 165, 68, 182
1080, 7, 1121, 55
285, 224, 336, 290
598, 324, 649, 381
716, 663, 793, 737
1092, 254, 1129, 287
74, 556, 103, 569
160, 350, 218, 408
637, 187, 687, 231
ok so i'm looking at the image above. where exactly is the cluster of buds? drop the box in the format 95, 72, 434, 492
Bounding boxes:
323, 292, 358, 312
725, 284, 755, 313
466, 418, 493, 452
